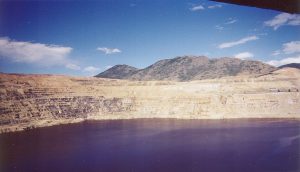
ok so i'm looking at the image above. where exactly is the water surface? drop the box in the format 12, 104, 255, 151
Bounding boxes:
0, 119, 300, 172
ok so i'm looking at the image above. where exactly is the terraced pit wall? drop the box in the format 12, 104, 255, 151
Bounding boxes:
0, 70, 299, 133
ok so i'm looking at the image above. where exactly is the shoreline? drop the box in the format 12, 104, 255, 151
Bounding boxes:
1, 116, 300, 134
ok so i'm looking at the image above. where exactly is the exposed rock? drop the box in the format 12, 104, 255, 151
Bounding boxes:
96, 56, 277, 81
0, 68, 300, 133
95, 65, 138, 79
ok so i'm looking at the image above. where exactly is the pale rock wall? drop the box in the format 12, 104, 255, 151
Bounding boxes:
0, 68, 299, 133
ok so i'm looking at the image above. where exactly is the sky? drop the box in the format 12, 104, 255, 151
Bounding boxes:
0, 0, 299, 76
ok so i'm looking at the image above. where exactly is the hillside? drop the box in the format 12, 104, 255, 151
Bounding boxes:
95, 65, 138, 79
1, 68, 300, 133
96, 56, 277, 81
279, 63, 300, 69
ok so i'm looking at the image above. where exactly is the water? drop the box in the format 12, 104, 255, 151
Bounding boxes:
0, 119, 299, 172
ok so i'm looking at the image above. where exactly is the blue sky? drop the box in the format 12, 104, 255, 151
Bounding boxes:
0, 0, 299, 76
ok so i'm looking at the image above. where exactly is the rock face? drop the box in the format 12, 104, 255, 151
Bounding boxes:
279, 63, 300, 69
95, 65, 138, 79
1, 68, 300, 133
96, 56, 277, 81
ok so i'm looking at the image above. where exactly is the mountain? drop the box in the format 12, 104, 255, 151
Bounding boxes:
95, 64, 138, 79
278, 63, 300, 69
95, 56, 277, 81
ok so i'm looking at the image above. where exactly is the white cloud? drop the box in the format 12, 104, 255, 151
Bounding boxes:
218, 36, 259, 49
0, 37, 72, 66
225, 19, 237, 24
190, 5, 204, 11
215, 25, 224, 31
83, 66, 100, 73
266, 55, 300, 66
271, 41, 300, 56
97, 47, 121, 54
282, 41, 300, 54
264, 13, 300, 30
234, 52, 254, 60
215, 18, 237, 31
66, 63, 81, 70
288, 17, 300, 25
105, 65, 113, 69
208, 4, 222, 9
272, 50, 281, 56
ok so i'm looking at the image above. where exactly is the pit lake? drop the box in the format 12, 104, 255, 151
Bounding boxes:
0, 119, 300, 172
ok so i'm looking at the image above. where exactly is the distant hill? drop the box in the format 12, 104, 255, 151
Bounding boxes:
95, 56, 277, 81
278, 63, 300, 69
95, 65, 138, 79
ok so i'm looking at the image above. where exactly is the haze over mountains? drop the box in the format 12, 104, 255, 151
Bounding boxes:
96, 56, 278, 81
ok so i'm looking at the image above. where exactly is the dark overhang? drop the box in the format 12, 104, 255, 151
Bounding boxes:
212, 0, 300, 14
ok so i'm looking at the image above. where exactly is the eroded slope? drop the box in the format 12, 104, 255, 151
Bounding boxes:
0, 68, 299, 133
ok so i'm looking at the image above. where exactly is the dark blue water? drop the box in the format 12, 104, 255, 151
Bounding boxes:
0, 119, 300, 172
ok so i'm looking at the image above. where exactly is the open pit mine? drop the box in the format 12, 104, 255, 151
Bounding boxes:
0, 67, 300, 133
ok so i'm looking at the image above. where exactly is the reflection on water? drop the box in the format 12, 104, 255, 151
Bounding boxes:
279, 134, 300, 147
0, 119, 299, 172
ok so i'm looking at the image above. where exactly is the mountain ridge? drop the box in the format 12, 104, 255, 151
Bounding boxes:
96, 56, 277, 81
95, 64, 138, 79
279, 63, 300, 69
